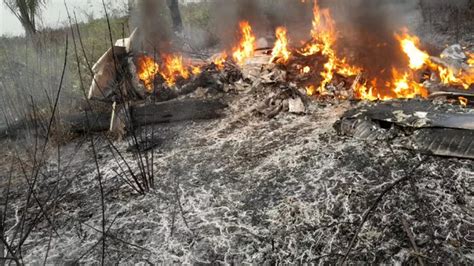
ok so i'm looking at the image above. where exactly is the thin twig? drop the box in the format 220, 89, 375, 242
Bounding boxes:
10, 36, 69, 259
65, 4, 107, 263
339, 154, 427, 265
401, 217, 425, 266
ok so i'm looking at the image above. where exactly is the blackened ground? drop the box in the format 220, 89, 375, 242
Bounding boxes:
2, 89, 472, 264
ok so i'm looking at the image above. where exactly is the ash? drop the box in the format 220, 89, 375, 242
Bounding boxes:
2, 90, 473, 264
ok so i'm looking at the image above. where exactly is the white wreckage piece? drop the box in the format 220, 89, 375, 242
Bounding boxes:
88, 28, 139, 101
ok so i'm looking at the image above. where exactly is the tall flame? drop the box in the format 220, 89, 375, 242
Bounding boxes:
232, 21, 256, 66
137, 55, 160, 92
270, 27, 291, 64
396, 33, 431, 70
302, 0, 361, 95
161, 55, 190, 86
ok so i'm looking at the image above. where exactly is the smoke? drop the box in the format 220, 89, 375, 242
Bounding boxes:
128, 0, 172, 54
209, 0, 312, 49
327, 0, 421, 84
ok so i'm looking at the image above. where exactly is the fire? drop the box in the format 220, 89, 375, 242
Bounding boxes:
459, 96, 468, 107
137, 55, 160, 92
298, 1, 471, 100
161, 55, 190, 86
270, 27, 291, 64
396, 32, 472, 90
302, 0, 338, 94
336, 58, 361, 77
302, 66, 311, 74
233, 21, 256, 66
436, 63, 473, 90
396, 32, 430, 70
306, 85, 316, 96
213, 52, 228, 70
468, 53, 474, 66
353, 33, 430, 101
354, 81, 379, 102
137, 54, 202, 89
298, 6, 433, 100
353, 70, 428, 101
300, 0, 362, 95
438, 67, 465, 89
391, 69, 428, 99
301, 0, 335, 57
137, 0, 472, 101
355, 32, 470, 101
192, 66, 201, 75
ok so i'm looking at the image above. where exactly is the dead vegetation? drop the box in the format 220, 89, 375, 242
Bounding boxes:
0, 0, 473, 264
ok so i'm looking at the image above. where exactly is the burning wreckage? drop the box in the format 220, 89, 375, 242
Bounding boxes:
88, 4, 474, 160
2, 0, 474, 264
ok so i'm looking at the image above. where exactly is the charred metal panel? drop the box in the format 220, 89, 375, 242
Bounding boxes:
336, 100, 474, 159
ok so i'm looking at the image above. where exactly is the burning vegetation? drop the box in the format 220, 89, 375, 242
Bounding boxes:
2, 0, 474, 265
135, 0, 472, 103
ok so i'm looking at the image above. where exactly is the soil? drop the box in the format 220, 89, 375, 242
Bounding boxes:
1, 88, 472, 264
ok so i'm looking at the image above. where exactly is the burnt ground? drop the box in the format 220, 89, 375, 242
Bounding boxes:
1, 86, 472, 264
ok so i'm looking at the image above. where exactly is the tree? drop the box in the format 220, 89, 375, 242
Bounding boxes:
129, 0, 183, 33
167, 0, 183, 32
3, 0, 46, 37
128, 0, 136, 14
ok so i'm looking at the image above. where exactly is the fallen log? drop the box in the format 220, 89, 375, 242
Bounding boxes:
130, 98, 226, 127
0, 112, 113, 138
110, 98, 227, 136
64, 112, 111, 134
72, 98, 227, 135
1, 99, 227, 139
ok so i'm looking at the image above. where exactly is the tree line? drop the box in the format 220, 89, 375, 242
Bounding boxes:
3, 0, 183, 37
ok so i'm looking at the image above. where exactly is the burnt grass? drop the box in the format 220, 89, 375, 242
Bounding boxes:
1, 91, 472, 264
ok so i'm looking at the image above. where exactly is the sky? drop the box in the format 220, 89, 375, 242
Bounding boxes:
0, 0, 128, 36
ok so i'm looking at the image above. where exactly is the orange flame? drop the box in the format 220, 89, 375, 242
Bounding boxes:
355, 32, 470, 101
213, 52, 228, 70
270, 27, 291, 64
354, 71, 428, 101
301, 0, 336, 56
306, 85, 316, 96
233, 21, 256, 66
396, 32, 472, 90
300, 3, 471, 101
137, 55, 160, 92
137, 54, 200, 89
468, 53, 474, 66
192, 66, 202, 75
391, 69, 428, 99
437, 65, 472, 89
302, 0, 361, 95
459, 96, 468, 107
161, 55, 190, 86
354, 81, 379, 102
396, 32, 430, 70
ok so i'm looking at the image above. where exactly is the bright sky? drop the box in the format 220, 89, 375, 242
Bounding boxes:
0, 0, 128, 36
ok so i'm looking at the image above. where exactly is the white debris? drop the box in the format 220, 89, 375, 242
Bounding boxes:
288, 96, 306, 114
